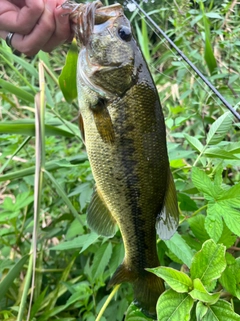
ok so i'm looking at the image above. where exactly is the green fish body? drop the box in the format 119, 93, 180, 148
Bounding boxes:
71, 2, 179, 318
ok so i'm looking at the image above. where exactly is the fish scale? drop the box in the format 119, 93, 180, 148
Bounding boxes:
65, 1, 179, 318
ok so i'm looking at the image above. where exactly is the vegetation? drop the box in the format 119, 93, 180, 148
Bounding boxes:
0, 0, 239, 320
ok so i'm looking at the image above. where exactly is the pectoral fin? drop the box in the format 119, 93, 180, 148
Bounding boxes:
91, 98, 115, 144
156, 169, 179, 240
87, 187, 117, 237
78, 113, 85, 143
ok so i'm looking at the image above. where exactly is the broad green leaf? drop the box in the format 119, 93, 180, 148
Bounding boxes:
50, 232, 99, 251
219, 255, 240, 299
205, 206, 223, 242
206, 112, 233, 145
208, 202, 240, 238
178, 193, 198, 212
0, 255, 29, 299
188, 214, 209, 242
148, 267, 192, 293
190, 240, 226, 288
191, 167, 221, 199
202, 300, 240, 321
91, 242, 112, 280
196, 301, 208, 321
65, 218, 85, 240
125, 302, 154, 321
164, 233, 195, 268
220, 182, 240, 200
59, 39, 78, 103
189, 279, 220, 304
157, 290, 194, 321
217, 221, 237, 248
204, 147, 240, 160
184, 134, 203, 153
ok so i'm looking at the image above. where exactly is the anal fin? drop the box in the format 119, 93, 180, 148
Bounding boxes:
156, 169, 179, 240
87, 186, 117, 237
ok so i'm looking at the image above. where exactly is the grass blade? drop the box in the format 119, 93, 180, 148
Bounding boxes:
0, 255, 29, 300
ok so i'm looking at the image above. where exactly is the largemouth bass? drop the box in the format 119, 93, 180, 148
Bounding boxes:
63, 1, 179, 318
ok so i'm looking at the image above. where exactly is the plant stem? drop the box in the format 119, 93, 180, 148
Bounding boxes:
96, 284, 121, 321
16, 254, 33, 321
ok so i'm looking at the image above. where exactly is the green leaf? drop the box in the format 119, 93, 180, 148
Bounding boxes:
191, 167, 221, 199
0, 121, 75, 137
204, 147, 240, 160
205, 12, 223, 19
164, 233, 195, 268
0, 79, 35, 103
217, 221, 237, 248
189, 279, 220, 304
203, 14, 217, 75
206, 112, 233, 145
205, 205, 223, 242
148, 267, 192, 293
91, 242, 112, 280
0, 155, 87, 182
196, 301, 208, 320
190, 240, 226, 288
202, 300, 240, 321
188, 214, 209, 242
125, 302, 154, 321
219, 255, 240, 299
50, 232, 99, 251
178, 193, 198, 212
0, 255, 29, 299
59, 39, 78, 103
184, 134, 203, 153
157, 290, 194, 321
208, 201, 240, 238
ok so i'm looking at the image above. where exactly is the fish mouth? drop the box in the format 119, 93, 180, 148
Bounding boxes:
61, 1, 123, 45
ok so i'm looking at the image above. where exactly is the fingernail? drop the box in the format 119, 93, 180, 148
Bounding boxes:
58, 12, 70, 24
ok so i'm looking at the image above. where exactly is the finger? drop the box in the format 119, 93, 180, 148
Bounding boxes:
4, 1, 56, 56
0, 0, 44, 35
41, 5, 73, 52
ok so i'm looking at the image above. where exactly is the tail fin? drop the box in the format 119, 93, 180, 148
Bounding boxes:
108, 262, 165, 319
133, 271, 165, 319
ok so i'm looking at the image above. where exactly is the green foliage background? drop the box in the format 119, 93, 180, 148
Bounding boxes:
0, 0, 240, 320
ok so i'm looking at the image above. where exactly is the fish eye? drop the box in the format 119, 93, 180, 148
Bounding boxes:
118, 26, 132, 42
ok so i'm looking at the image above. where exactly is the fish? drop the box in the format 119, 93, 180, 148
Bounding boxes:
63, 1, 179, 318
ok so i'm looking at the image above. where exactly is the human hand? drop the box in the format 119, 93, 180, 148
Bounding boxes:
0, 0, 73, 56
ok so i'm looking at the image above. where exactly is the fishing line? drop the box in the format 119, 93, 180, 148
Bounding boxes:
130, 3, 215, 112
127, 0, 240, 121
132, 5, 213, 109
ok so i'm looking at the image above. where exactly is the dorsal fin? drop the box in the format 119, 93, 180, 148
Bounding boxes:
87, 186, 117, 237
156, 169, 179, 240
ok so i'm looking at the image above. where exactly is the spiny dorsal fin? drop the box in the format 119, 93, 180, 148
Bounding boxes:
156, 169, 179, 240
87, 187, 117, 237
